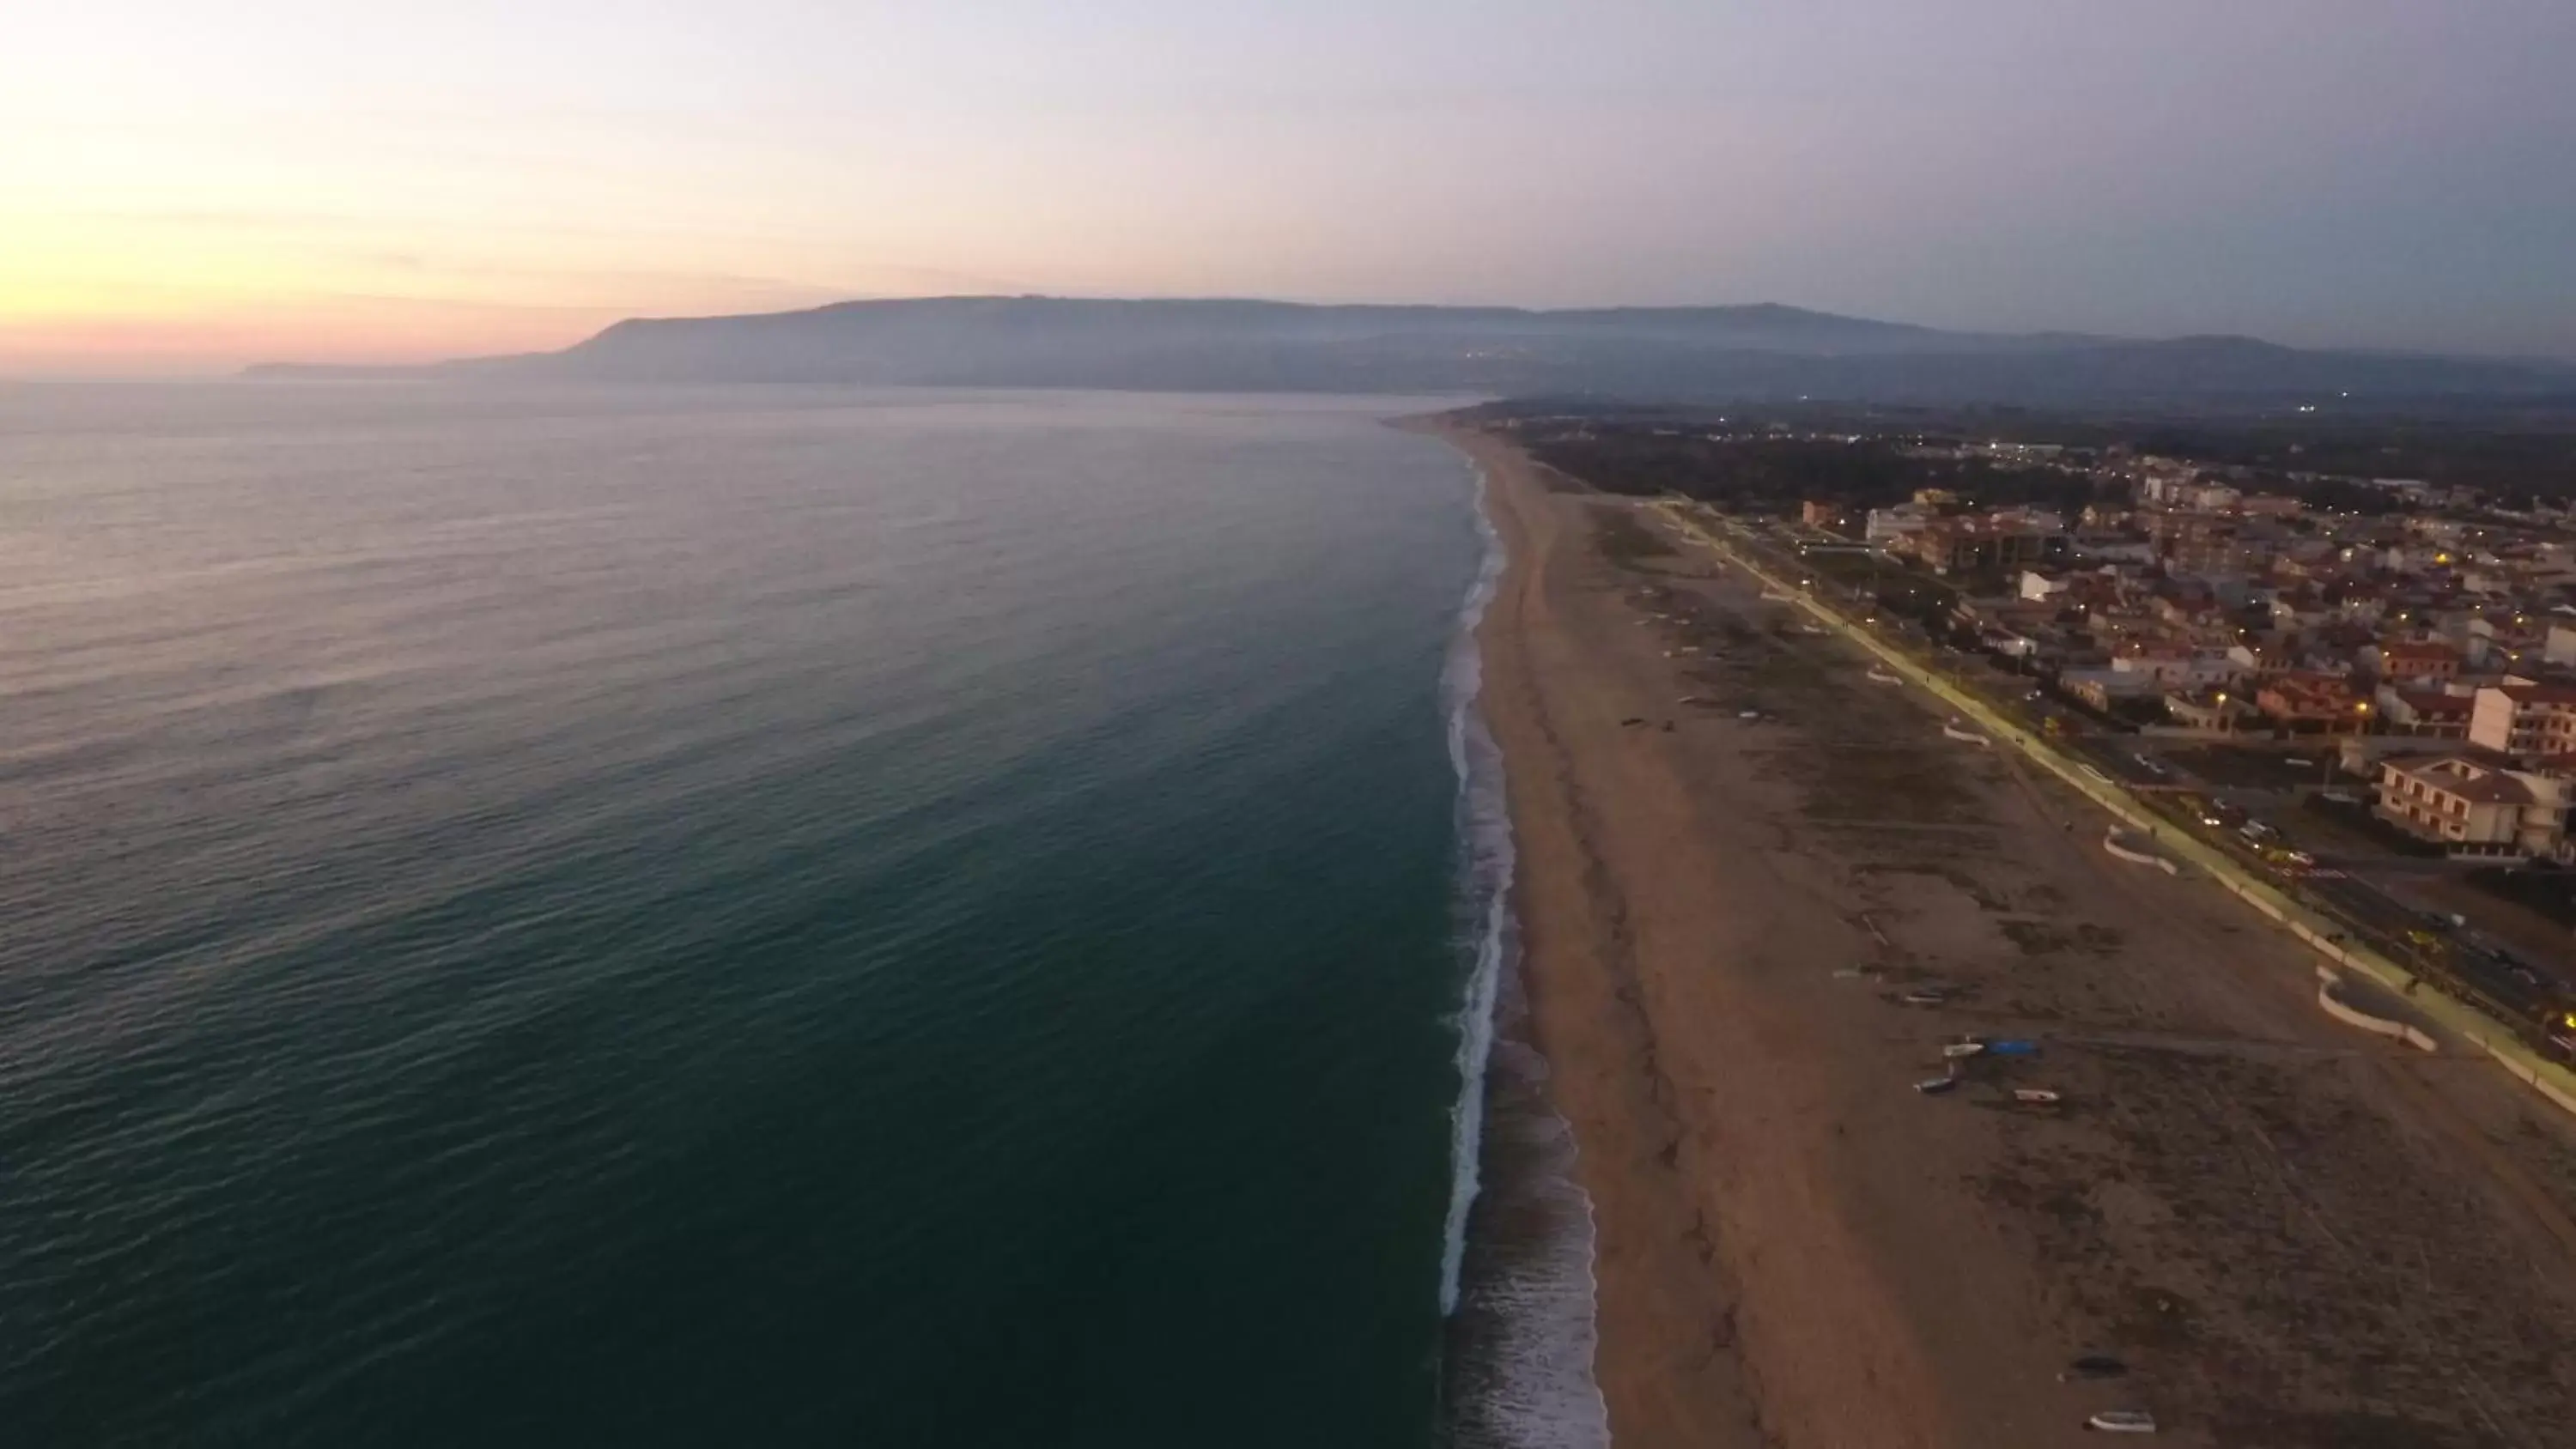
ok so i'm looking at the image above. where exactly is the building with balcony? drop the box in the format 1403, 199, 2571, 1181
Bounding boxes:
2466, 683, 2576, 756
1899, 513, 2069, 576
2375, 755, 2568, 859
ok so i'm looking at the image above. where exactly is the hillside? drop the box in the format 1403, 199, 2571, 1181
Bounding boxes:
250, 296, 2576, 407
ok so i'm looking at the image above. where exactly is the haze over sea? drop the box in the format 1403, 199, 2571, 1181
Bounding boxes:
0, 384, 1589, 1446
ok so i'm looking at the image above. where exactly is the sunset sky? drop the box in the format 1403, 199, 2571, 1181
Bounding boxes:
6, 0, 2573, 374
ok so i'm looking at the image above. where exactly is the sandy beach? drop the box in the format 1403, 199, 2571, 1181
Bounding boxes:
1435, 419, 2576, 1448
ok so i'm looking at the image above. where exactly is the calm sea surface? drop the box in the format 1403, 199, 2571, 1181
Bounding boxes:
0, 384, 1512, 1446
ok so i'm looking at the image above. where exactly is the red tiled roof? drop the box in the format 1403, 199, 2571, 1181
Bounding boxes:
2499, 684, 2576, 706
2385, 756, 2542, 805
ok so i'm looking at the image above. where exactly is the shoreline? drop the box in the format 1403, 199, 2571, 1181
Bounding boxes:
1437, 446, 1613, 1449
1424, 416, 2576, 1447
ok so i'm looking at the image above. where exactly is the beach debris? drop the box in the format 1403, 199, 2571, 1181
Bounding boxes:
1866, 667, 1904, 684
1738, 709, 1762, 720
2060, 1355, 2129, 1382
2012, 1088, 2063, 1105
1984, 1040, 2042, 1058
1914, 1076, 1959, 1095
2085, 1409, 2157, 1434
1619, 716, 1646, 727
1831, 966, 1880, 981
1941, 1041, 1987, 1059
1897, 988, 1953, 1007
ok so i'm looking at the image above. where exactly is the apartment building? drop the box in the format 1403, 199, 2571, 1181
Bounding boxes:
2375, 755, 2568, 859
2466, 683, 2576, 756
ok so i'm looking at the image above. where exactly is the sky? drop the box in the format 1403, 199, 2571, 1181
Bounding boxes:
4, 0, 2573, 374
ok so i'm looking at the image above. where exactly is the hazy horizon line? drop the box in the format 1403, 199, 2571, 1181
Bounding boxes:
11, 290, 2576, 384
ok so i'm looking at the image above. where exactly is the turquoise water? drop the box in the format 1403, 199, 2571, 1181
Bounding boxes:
0, 385, 1527, 1446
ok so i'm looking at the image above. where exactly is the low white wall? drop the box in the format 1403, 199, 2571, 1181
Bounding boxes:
2314, 967, 2439, 1052
2102, 830, 2180, 876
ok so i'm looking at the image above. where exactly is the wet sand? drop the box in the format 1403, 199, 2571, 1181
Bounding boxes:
1437, 419, 2576, 1449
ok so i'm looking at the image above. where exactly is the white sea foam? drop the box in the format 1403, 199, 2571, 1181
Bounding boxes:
1439, 466, 1511, 1314
1440, 462, 1611, 1448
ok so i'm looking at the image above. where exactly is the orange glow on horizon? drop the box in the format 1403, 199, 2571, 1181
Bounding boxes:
1, 301, 630, 374
0, 202, 890, 373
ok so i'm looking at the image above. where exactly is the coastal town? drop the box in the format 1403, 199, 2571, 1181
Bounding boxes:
1494, 406, 2576, 1072
1443, 410, 2576, 1447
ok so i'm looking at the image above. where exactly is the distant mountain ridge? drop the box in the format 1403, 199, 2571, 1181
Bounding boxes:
249, 295, 2576, 406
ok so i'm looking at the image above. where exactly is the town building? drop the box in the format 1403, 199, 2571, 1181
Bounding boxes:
2371, 640, 2463, 685
1899, 513, 2069, 575
2163, 689, 2257, 732
2108, 642, 2239, 689
2060, 670, 2161, 712
2255, 673, 2370, 732
2019, 570, 2071, 602
2374, 687, 2474, 739
2374, 755, 2569, 859
1865, 503, 1935, 547
2467, 683, 2576, 756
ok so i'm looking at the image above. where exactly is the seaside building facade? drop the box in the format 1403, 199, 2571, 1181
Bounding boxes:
2374, 755, 2570, 859
2466, 683, 2576, 756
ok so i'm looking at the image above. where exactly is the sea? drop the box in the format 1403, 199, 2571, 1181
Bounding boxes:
0, 383, 1607, 1448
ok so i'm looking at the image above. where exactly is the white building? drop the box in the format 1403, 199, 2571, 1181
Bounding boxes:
2376, 755, 2568, 859
1864, 504, 1934, 547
